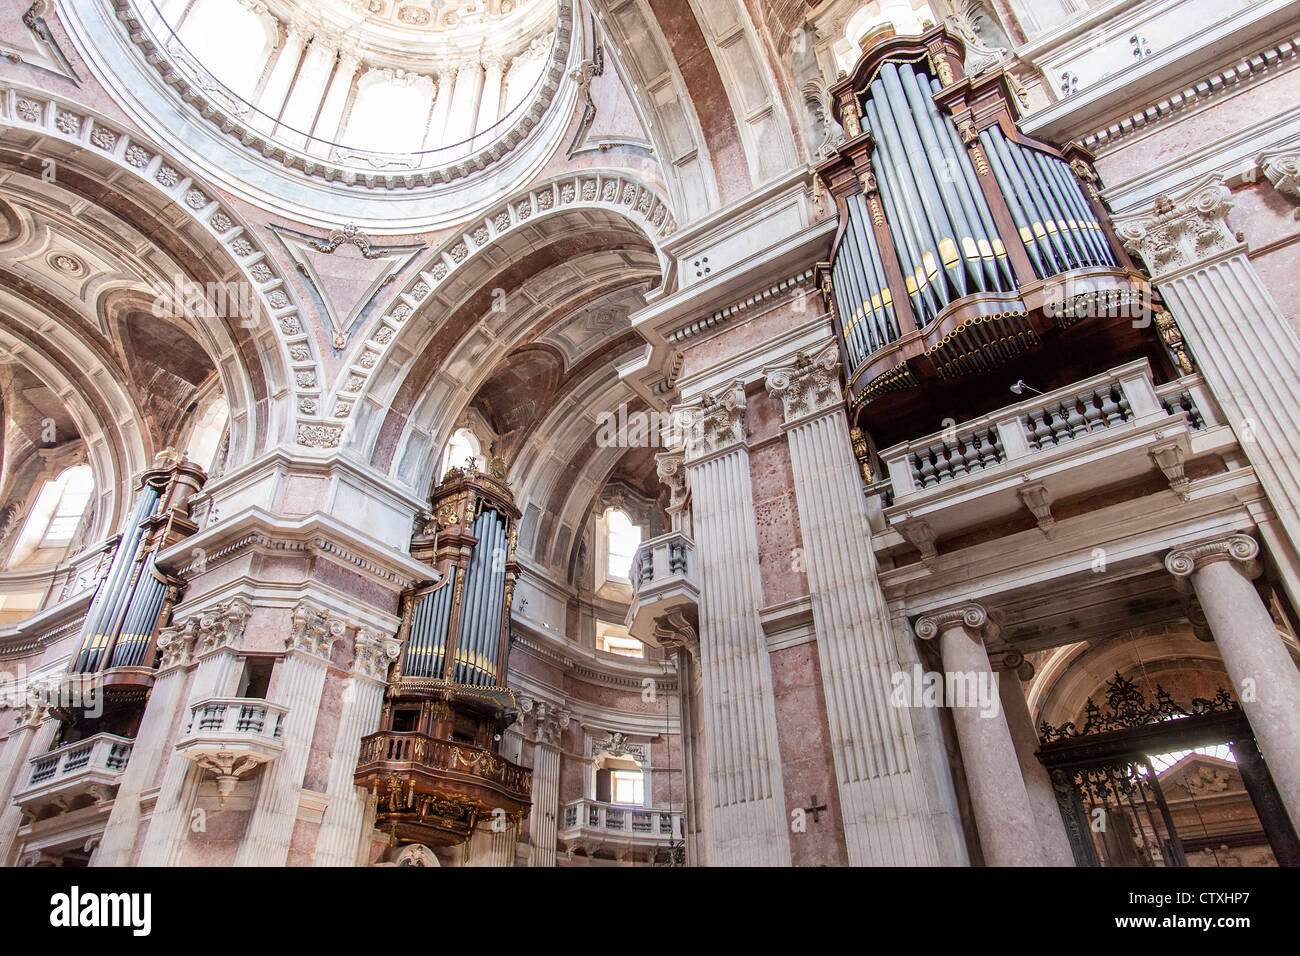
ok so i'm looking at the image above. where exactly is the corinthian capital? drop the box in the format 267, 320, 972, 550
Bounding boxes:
193, 598, 252, 658
532, 700, 571, 747
1165, 533, 1260, 580
1113, 175, 1240, 278
156, 617, 200, 671
680, 379, 747, 463
352, 627, 401, 681
764, 345, 842, 423
287, 599, 347, 659
1259, 145, 1300, 212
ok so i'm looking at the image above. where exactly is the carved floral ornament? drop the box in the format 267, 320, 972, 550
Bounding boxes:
679, 379, 747, 463
763, 345, 843, 424
1113, 175, 1241, 279
287, 600, 348, 659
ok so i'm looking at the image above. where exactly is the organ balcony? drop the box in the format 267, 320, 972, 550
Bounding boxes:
557, 798, 685, 863
625, 532, 699, 646
355, 730, 532, 847
873, 360, 1235, 563
13, 733, 133, 819
173, 697, 287, 800
818, 27, 1168, 445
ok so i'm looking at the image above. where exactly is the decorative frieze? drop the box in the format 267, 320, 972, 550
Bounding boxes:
1114, 176, 1240, 278
764, 346, 843, 424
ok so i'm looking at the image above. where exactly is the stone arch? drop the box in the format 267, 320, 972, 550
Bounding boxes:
338, 170, 672, 471
0, 84, 317, 453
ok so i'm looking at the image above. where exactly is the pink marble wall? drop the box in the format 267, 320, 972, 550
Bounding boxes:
768, 642, 850, 866
747, 392, 810, 606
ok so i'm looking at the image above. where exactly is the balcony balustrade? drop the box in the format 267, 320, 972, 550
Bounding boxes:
625, 532, 699, 646
13, 732, 133, 815
876, 361, 1231, 554
557, 798, 684, 860
174, 697, 287, 799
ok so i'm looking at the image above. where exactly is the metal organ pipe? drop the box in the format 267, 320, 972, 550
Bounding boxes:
848, 193, 899, 347
840, 204, 886, 355
978, 128, 1049, 277
73, 483, 160, 673
1039, 154, 1115, 267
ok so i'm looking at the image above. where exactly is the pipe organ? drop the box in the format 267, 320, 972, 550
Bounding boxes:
355, 457, 532, 850
819, 28, 1164, 440
64, 452, 205, 699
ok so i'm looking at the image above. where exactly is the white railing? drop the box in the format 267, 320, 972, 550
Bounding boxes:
174, 697, 287, 757
881, 361, 1218, 499
559, 798, 683, 843
18, 732, 132, 802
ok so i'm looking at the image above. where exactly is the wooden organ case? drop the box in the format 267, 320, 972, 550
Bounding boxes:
817, 27, 1182, 449
354, 458, 532, 849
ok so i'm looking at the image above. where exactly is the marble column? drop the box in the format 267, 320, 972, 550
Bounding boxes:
422, 70, 455, 152
520, 698, 567, 867
136, 599, 250, 866
446, 59, 484, 155
475, 54, 506, 137
312, 628, 399, 867
464, 818, 519, 866
1166, 534, 1300, 827
255, 22, 309, 133
1116, 178, 1300, 609
0, 698, 55, 866
766, 346, 942, 866
915, 604, 1044, 866
655, 616, 707, 866
311, 52, 361, 153
681, 379, 790, 866
234, 600, 343, 866
94, 618, 202, 866
279, 36, 339, 149
997, 657, 1076, 866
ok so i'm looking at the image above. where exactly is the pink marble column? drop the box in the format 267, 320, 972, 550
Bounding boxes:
915, 604, 1043, 866
1166, 534, 1300, 827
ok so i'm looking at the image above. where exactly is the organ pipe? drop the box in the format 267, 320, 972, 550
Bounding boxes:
817, 26, 1148, 416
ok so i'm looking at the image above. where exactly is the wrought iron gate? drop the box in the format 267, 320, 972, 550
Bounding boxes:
1036, 673, 1300, 867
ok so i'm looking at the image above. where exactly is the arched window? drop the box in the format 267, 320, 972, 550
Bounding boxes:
10, 465, 94, 567
185, 395, 229, 474
605, 508, 641, 580
439, 428, 484, 480
175, 0, 278, 101
342, 72, 436, 154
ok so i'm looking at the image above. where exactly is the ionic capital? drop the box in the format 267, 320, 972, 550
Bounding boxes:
1165, 533, 1260, 581
915, 603, 990, 641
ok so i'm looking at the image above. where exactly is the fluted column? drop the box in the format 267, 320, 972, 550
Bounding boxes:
422, 70, 455, 152
765, 346, 940, 865
1116, 178, 1300, 603
279, 35, 339, 149
446, 58, 484, 155
94, 620, 200, 866
464, 818, 519, 866
655, 617, 706, 865
997, 657, 1075, 866
475, 53, 506, 137
136, 599, 251, 866
255, 22, 309, 132
520, 697, 567, 867
1166, 534, 1300, 826
311, 51, 361, 153
915, 604, 1043, 866
0, 697, 55, 865
680, 379, 790, 866
234, 600, 343, 866
312, 628, 399, 867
